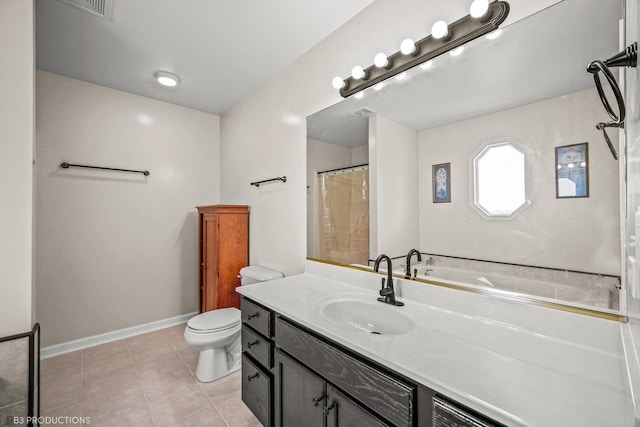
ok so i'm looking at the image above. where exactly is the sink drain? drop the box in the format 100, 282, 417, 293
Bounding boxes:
370, 331, 382, 335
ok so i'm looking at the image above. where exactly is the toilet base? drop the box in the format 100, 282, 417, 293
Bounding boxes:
194, 336, 241, 383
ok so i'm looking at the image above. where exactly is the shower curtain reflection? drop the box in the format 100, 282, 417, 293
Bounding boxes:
316, 166, 369, 265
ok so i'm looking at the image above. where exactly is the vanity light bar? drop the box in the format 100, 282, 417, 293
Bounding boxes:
338, 1, 510, 98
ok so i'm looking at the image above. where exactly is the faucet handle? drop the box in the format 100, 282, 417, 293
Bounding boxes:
380, 288, 393, 296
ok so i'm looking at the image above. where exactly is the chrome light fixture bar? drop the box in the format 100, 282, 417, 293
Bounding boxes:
338, 1, 510, 98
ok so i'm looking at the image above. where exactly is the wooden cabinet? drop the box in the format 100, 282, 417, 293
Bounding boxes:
197, 205, 249, 312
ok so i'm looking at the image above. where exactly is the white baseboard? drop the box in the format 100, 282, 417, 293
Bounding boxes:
41, 312, 197, 359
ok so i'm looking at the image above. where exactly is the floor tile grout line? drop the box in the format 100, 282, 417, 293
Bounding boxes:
192, 368, 232, 427
127, 340, 158, 427
174, 339, 231, 426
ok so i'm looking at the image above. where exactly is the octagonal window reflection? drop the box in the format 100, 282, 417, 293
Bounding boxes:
472, 141, 530, 220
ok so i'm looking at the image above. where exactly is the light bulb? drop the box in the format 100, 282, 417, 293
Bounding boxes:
332, 76, 345, 89
420, 60, 433, 70
450, 46, 464, 57
400, 39, 417, 55
154, 71, 180, 87
395, 72, 407, 81
351, 66, 366, 80
354, 91, 364, 99
374, 53, 389, 68
373, 82, 384, 91
431, 20, 449, 39
470, 0, 490, 18
485, 29, 502, 40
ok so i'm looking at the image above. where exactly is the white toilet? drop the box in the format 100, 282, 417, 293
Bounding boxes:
184, 265, 284, 382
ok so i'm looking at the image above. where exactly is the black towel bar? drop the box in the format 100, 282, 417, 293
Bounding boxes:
60, 162, 150, 176
250, 176, 287, 187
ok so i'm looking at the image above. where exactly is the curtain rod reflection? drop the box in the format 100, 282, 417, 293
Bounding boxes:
318, 163, 368, 176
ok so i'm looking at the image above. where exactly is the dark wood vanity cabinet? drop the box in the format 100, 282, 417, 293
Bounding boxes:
274, 349, 386, 427
241, 298, 275, 427
240, 297, 503, 427
275, 316, 413, 426
197, 204, 249, 312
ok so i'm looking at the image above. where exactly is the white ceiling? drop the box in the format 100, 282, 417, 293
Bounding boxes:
35, 0, 373, 115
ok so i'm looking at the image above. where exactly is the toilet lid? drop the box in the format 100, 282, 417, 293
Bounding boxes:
187, 308, 241, 332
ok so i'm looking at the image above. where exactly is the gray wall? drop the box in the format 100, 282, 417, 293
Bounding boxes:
35, 72, 221, 346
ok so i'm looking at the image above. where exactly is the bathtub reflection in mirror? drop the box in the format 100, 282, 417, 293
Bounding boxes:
306, 0, 623, 314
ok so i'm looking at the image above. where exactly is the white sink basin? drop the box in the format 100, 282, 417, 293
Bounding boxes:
321, 299, 415, 335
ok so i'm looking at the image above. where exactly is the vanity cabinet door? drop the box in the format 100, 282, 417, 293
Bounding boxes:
274, 349, 325, 427
326, 384, 389, 427
275, 316, 414, 426
242, 354, 272, 427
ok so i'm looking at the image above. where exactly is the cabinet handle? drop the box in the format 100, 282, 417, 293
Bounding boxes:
247, 372, 259, 382
312, 394, 325, 407
323, 402, 335, 414
247, 340, 259, 348
247, 312, 260, 320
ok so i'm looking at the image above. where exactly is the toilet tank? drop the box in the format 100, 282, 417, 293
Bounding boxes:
239, 265, 284, 285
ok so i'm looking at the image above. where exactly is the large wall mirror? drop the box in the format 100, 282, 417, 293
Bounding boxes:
307, 0, 624, 315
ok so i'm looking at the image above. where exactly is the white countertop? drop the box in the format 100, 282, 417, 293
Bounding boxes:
237, 261, 636, 427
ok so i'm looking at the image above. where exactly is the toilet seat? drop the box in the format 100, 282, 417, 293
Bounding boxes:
187, 308, 240, 333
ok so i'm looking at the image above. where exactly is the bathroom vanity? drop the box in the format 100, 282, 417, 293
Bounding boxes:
240, 297, 502, 426
238, 260, 638, 427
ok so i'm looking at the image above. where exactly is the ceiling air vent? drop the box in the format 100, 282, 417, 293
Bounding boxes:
56, 0, 114, 19
351, 107, 376, 118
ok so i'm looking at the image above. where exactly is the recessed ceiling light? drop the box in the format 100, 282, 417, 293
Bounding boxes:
154, 71, 180, 87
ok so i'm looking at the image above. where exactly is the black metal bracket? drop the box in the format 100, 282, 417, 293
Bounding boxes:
586, 42, 637, 160
61, 162, 150, 176
250, 176, 287, 187
339, 1, 510, 97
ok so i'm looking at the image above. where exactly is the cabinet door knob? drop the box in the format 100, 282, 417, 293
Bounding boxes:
247, 372, 259, 382
323, 402, 335, 414
312, 394, 325, 407
247, 340, 259, 348
248, 312, 260, 320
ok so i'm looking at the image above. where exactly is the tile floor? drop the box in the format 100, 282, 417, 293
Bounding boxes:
40, 323, 261, 427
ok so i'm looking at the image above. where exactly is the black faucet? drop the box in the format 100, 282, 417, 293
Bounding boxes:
405, 249, 422, 279
373, 254, 404, 306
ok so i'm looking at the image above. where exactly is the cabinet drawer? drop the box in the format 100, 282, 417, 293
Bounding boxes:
241, 298, 273, 338
242, 324, 272, 369
242, 353, 272, 427
276, 317, 414, 427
